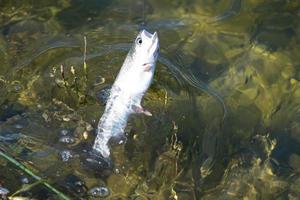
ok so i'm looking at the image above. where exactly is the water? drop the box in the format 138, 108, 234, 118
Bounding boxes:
0, 0, 300, 199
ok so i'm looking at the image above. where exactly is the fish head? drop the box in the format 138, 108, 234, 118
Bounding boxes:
130, 29, 159, 72
115, 30, 159, 95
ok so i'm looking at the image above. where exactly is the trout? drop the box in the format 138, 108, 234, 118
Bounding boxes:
93, 30, 159, 158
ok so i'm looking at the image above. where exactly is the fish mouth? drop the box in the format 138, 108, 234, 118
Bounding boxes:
139, 30, 159, 71
150, 31, 158, 47
141, 30, 159, 59
142, 30, 153, 38
151, 32, 157, 40
141, 30, 159, 47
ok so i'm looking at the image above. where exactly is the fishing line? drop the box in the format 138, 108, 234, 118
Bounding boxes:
142, 0, 145, 25
139, 0, 146, 30
158, 56, 227, 121
136, 0, 227, 120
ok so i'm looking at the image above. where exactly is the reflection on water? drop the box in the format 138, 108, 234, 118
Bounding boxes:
0, 0, 300, 199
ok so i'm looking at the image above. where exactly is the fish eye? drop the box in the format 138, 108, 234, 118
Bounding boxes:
136, 37, 142, 45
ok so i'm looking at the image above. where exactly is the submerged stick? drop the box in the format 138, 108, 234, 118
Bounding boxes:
0, 150, 71, 200
83, 36, 87, 78
60, 64, 68, 87
10, 180, 43, 197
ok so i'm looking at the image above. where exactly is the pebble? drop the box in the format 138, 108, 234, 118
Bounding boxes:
14, 84, 22, 92
96, 86, 111, 105
83, 131, 89, 140
0, 133, 20, 142
60, 129, 70, 136
59, 136, 76, 144
62, 117, 71, 122
64, 175, 87, 194
73, 180, 86, 193
94, 76, 105, 85
20, 176, 29, 184
86, 124, 93, 132
290, 78, 297, 85
14, 124, 23, 129
60, 150, 73, 162
88, 186, 110, 198
0, 186, 9, 195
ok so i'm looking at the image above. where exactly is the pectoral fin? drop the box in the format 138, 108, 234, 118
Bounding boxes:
132, 104, 152, 116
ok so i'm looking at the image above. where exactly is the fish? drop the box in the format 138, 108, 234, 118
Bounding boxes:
93, 30, 159, 158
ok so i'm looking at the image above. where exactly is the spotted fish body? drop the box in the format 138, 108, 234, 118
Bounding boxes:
93, 30, 159, 158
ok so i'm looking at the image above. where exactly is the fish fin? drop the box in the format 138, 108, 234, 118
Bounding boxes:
93, 134, 111, 158
94, 143, 110, 158
110, 134, 127, 145
143, 109, 152, 116
132, 104, 152, 116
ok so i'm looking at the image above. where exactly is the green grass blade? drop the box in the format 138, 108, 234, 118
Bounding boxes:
0, 150, 71, 200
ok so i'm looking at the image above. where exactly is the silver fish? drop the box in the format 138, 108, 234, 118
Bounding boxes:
93, 30, 159, 158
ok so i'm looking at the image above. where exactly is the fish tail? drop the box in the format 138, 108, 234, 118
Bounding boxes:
93, 131, 111, 158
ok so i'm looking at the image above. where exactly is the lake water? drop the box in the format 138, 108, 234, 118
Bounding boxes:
0, 0, 300, 199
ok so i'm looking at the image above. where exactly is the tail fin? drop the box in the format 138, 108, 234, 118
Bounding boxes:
93, 135, 111, 158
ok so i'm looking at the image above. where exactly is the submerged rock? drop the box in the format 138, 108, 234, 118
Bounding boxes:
0, 132, 21, 142
20, 176, 30, 184
60, 150, 73, 162
88, 186, 110, 198
14, 124, 24, 129
60, 129, 70, 136
0, 186, 9, 196
95, 85, 112, 105
59, 136, 76, 144
64, 174, 87, 194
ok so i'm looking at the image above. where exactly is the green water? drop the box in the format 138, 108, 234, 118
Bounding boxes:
0, 0, 300, 199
